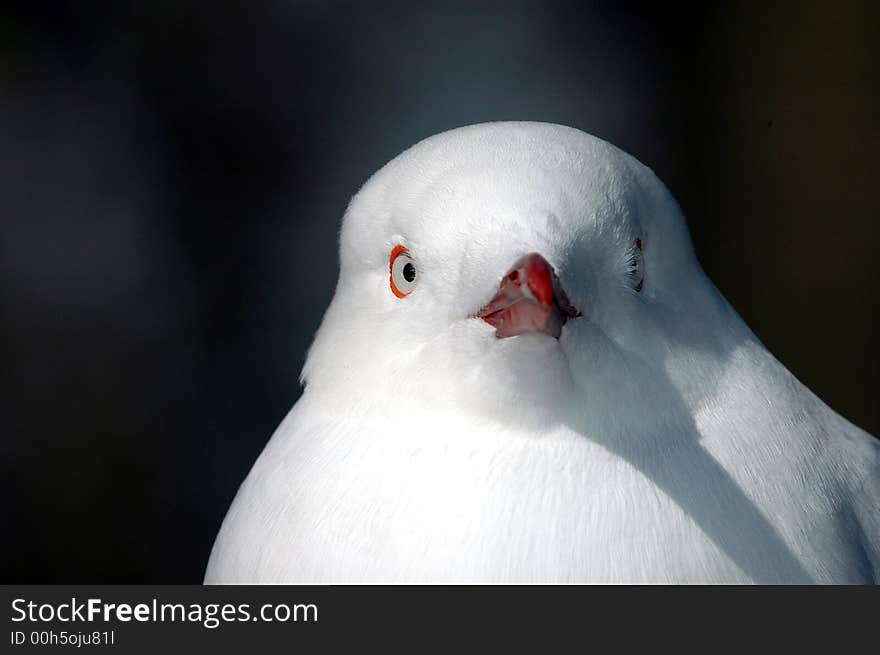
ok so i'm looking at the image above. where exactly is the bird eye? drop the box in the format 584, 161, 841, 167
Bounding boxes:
390, 245, 417, 298
630, 237, 644, 293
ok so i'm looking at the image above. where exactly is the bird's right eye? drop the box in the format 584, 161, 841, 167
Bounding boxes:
630, 237, 644, 293
390, 245, 417, 298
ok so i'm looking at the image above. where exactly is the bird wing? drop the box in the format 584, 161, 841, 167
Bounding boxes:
845, 424, 880, 583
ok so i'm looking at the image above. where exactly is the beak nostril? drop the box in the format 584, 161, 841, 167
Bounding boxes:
508, 270, 519, 282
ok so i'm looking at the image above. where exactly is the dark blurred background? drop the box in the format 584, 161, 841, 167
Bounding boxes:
2, 1, 877, 582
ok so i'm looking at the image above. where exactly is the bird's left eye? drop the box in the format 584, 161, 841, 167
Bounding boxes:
390, 245, 417, 298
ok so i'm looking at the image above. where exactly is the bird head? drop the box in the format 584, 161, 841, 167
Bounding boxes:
302, 122, 734, 428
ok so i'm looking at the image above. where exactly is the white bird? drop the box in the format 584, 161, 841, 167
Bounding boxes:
205, 122, 879, 584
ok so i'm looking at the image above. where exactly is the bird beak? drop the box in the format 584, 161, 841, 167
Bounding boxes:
473, 253, 581, 339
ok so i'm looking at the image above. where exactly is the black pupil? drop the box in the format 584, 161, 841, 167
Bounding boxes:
402, 262, 416, 282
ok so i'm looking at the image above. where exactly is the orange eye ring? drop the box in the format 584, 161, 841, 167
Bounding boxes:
389, 245, 416, 298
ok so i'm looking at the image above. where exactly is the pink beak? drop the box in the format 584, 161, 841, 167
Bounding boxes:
473, 253, 581, 339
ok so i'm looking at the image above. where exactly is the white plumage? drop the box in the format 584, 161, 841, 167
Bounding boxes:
205, 122, 879, 583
